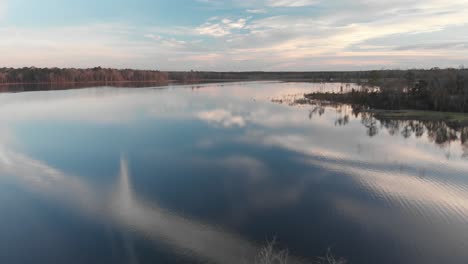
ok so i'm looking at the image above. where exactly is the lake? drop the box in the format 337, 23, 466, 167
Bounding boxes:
1, 81, 467, 264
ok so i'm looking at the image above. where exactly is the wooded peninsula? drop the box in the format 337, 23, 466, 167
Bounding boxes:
304, 67, 468, 113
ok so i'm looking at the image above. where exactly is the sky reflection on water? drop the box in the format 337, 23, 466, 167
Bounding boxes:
0, 82, 468, 264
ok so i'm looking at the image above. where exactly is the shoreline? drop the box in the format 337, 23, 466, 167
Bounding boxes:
0, 79, 275, 87
303, 92, 468, 127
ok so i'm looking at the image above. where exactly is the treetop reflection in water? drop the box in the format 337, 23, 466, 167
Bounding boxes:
290, 99, 468, 159
1, 81, 468, 264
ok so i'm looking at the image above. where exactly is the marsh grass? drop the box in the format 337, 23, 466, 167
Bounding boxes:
255, 239, 289, 264
315, 249, 348, 264
255, 239, 347, 264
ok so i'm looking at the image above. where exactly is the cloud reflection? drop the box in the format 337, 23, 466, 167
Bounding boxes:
197, 109, 246, 128
0, 144, 263, 264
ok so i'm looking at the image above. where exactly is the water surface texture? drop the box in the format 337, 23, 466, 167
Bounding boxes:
1, 82, 467, 264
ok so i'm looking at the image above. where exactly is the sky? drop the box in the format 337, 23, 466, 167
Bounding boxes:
0, 0, 467, 71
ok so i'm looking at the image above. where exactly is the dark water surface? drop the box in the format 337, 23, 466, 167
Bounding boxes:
1, 82, 467, 264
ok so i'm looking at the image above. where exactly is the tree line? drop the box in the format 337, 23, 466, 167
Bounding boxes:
0, 67, 168, 84
3, 66, 468, 112
3, 66, 467, 84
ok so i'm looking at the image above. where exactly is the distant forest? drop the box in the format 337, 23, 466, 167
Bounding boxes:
2, 66, 468, 112
2, 66, 467, 84
0, 67, 168, 84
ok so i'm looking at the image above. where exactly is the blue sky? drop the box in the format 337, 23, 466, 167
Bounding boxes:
0, 0, 467, 70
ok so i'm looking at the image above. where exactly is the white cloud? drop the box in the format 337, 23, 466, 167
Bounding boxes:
267, 0, 319, 7
247, 9, 267, 14
197, 23, 231, 37
196, 17, 247, 37
144, 33, 162, 41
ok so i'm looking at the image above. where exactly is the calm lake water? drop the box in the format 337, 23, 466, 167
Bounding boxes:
1, 82, 468, 264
